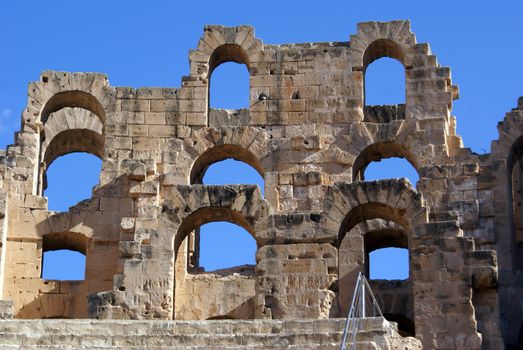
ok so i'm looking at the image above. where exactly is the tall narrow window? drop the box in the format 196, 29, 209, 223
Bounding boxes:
45, 153, 102, 211
210, 61, 249, 109
365, 57, 405, 106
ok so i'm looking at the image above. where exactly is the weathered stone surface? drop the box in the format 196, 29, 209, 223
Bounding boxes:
0, 317, 421, 349
0, 20, 519, 349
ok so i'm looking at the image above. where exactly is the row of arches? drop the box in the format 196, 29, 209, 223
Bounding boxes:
45, 180, 418, 335
45, 144, 417, 281
47, 141, 418, 212
208, 43, 406, 110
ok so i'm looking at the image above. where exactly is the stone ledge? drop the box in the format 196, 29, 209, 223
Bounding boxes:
0, 317, 421, 349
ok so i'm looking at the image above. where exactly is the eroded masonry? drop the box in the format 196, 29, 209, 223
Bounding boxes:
0, 20, 521, 349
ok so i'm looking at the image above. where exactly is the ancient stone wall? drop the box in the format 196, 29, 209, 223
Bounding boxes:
0, 20, 520, 349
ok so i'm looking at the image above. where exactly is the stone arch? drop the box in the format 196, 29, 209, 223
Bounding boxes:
161, 185, 269, 320
208, 44, 250, 77
349, 21, 415, 73
348, 21, 458, 120
338, 119, 439, 179
352, 141, 419, 182
490, 98, 523, 270
184, 26, 263, 123
323, 179, 425, 243
40, 91, 106, 124
322, 179, 425, 239
183, 126, 269, 183
164, 185, 270, 256
42, 231, 90, 255
25, 71, 114, 128
338, 218, 413, 334
327, 180, 423, 334
188, 26, 263, 79
41, 108, 104, 167
190, 144, 265, 185
363, 39, 406, 71
489, 98, 523, 344
175, 206, 257, 258
39, 127, 103, 196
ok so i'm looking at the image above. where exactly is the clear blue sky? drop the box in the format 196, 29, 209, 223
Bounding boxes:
1, 1, 522, 280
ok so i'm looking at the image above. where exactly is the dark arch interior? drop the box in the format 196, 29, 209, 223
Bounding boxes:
384, 313, 415, 337
364, 225, 409, 280
207, 315, 236, 320
338, 203, 410, 247
363, 39, 405, 70
507, 136, 523, 268
41, 232, 89, 281
43, 232, 89, 254
209, 44, 250, 75
365, 228, 408, 253
43, 129, 104, 170
40, 91, 105, 124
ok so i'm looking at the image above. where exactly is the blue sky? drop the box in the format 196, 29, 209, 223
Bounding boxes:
2, 1, 522, 280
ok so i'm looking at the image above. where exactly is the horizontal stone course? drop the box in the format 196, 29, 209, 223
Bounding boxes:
0, 317, 418, 349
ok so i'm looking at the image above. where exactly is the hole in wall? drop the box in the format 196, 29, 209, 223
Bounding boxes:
202, 158, 264, 196
210, 62, 249, 109
45, 153, 102, 212
364, 157, 419, 186
197, 221, 256, 272
369, 247, 409, 280
365, 57, 405, 106
41, 249, 86, 280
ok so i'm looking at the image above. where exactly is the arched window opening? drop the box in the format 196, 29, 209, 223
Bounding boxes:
174, 207, 259, 320
175, 207, 258, 274
203, 159, 265, 196
41, 232, 88, 281
352, 142, 419, 186
209, 61, 250, 110
191, 144, 265, 190
198, 221, 256, 272
364, 157, 419, 186
41, 91, 105, 124
45, 152, 102, 212
42, 250, 86, 280
188, 147, 264, 271
368, 247, 409, 280
365, 57, 405, 106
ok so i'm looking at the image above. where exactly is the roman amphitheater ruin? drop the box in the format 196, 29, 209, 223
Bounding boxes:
0, 20, 521, 349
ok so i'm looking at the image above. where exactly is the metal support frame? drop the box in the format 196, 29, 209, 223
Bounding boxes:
340, 272, 384, 350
